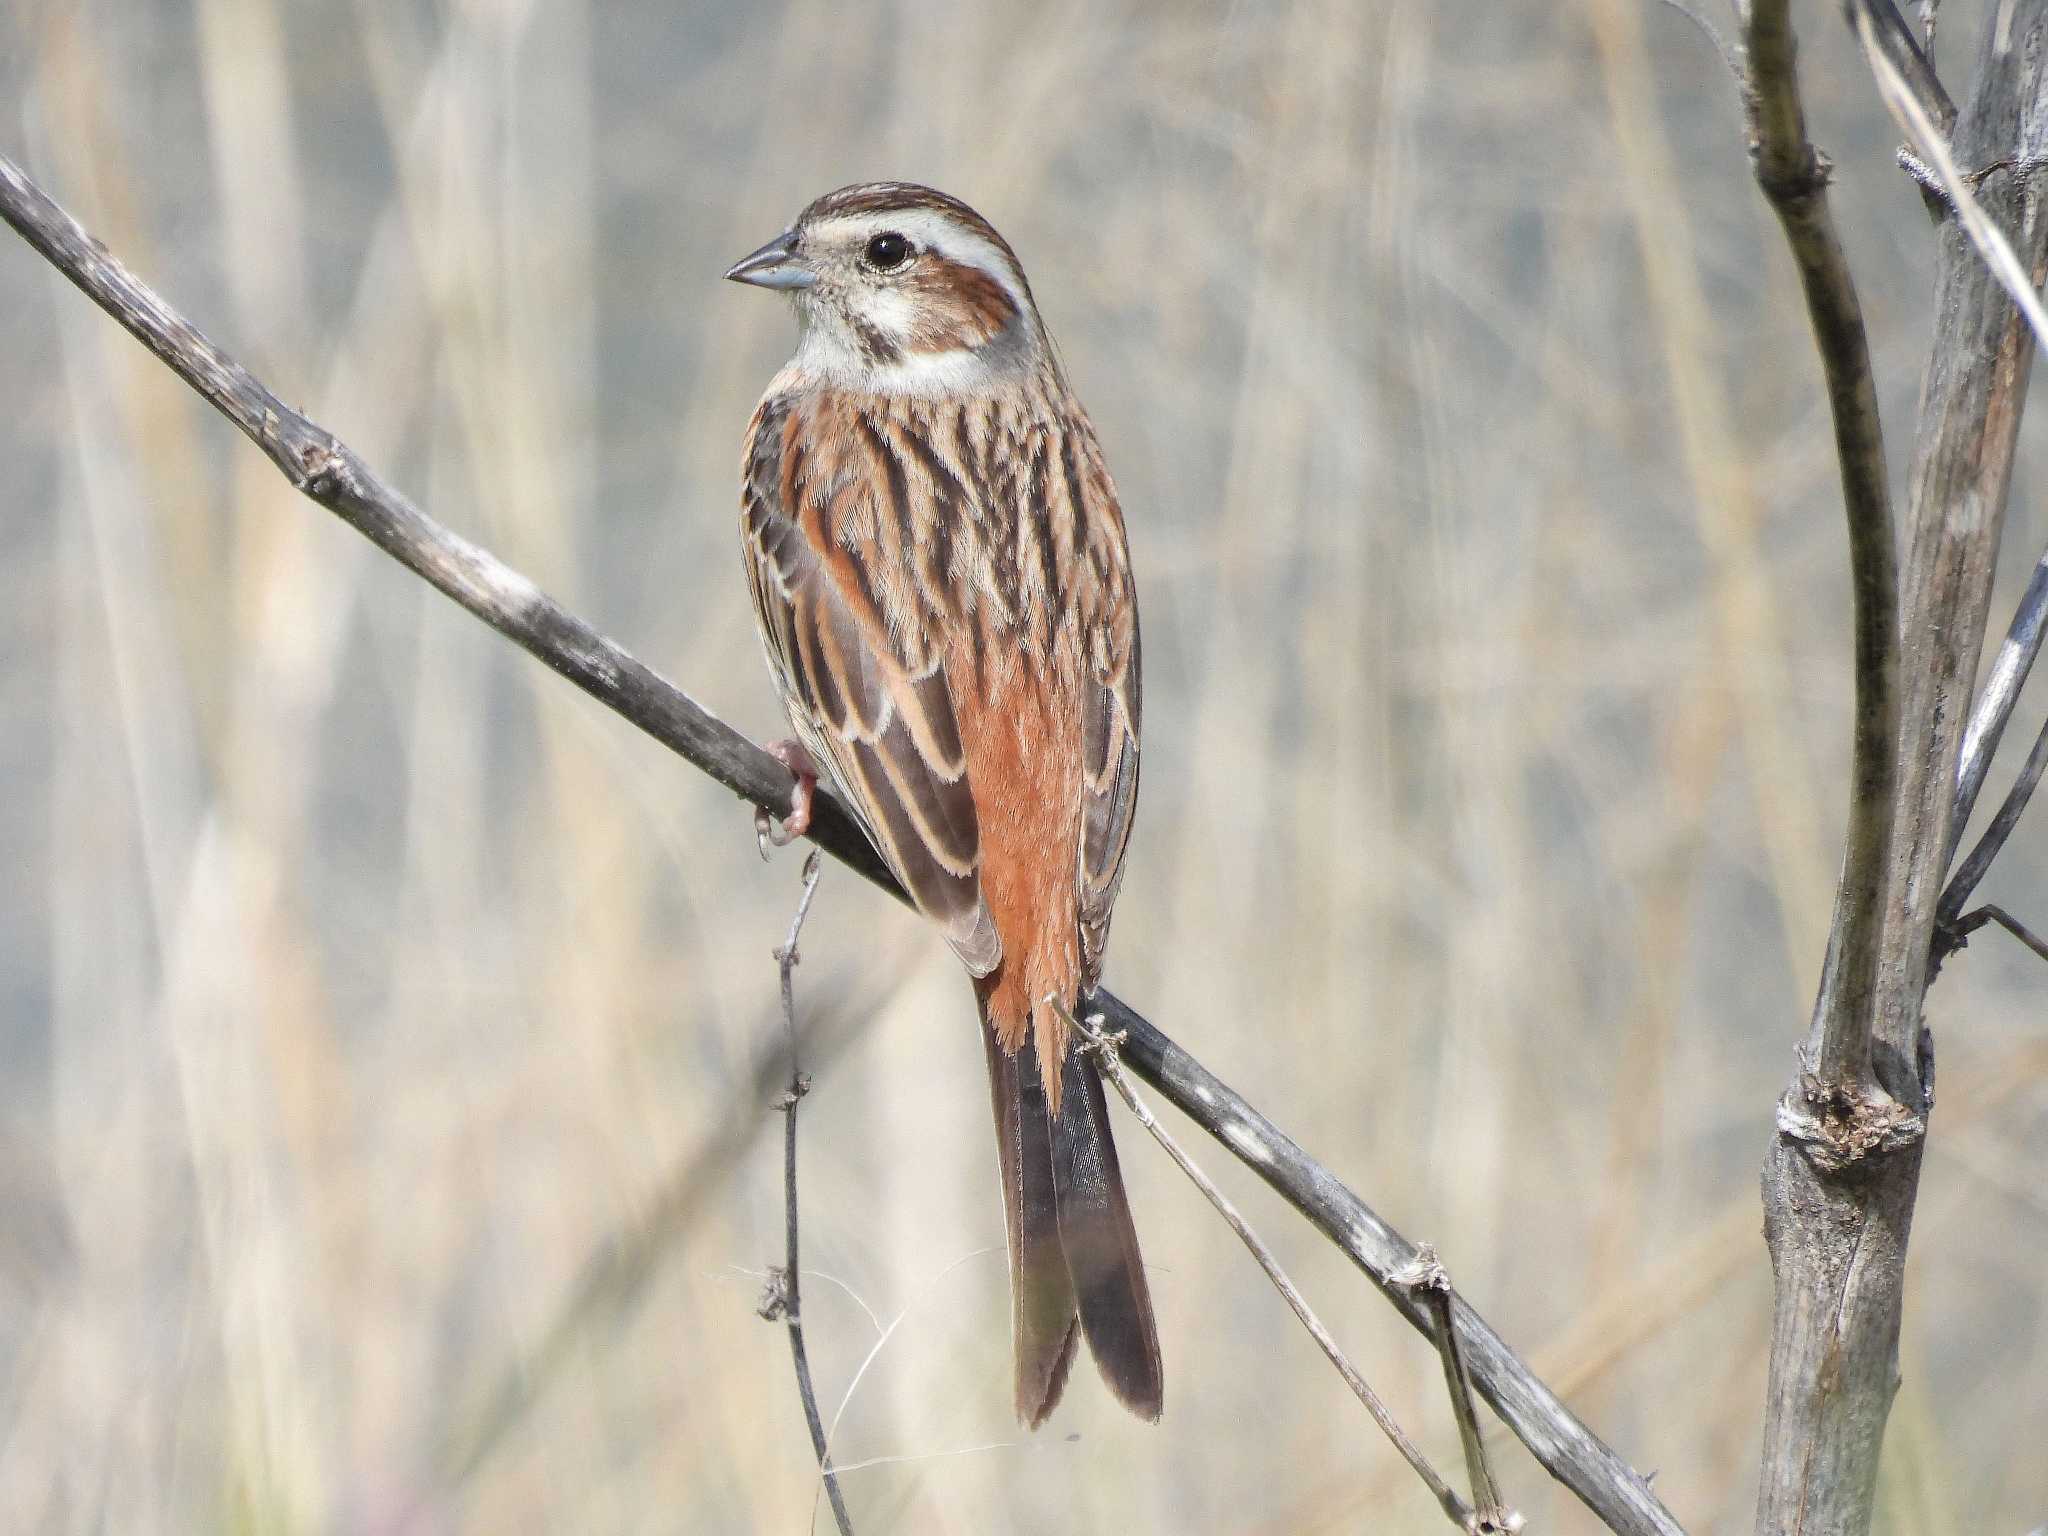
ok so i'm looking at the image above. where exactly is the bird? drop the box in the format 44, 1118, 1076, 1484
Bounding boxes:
725, 182, 1160, 1427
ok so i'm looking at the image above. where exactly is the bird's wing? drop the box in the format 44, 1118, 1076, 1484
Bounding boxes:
1072, 426, 1141, 990
742, 392, 1001, 976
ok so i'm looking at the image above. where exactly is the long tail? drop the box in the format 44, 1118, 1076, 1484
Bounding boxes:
982, 1005, 1164, 1427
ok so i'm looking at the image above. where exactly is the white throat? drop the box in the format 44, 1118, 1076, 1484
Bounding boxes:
783, 299, 1031, 398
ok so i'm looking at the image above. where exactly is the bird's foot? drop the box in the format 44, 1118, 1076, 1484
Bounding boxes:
756, 739, 819, 859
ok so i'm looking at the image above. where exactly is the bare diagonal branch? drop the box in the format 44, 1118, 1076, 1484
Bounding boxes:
1948, 541, 2048, 874
1850, 0, 2048, 353
0, 150, 1686, 1536
1096, 994, 1676, 1536
1941, 705, 2048, 933
0, 152, 897, 893
1071, 1014, 1483, 1535
1857, 0, 1958, 134
1944, 901, 2048, 963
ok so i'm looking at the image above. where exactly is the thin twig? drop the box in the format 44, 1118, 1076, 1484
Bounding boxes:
1091, 992, 1676, 1534
1066, 1011, 1479, 1535
1941, 705, 2048, 933
810, 1244, 1006, 1529
1745, 0, 1902, 1094
1856, 0, 1958, 134
1949, 544, 2048, 868
431, 1000, 855, 1496
0, 149, 1687, 1536
1849, 0, 2048, 353
1942, 902, 2048, 964
1655, 0, 1746, 92
755, 852, 853, 1536
1395, 1247, 1523, 1535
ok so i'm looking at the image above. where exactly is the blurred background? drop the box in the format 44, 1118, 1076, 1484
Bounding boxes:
2, 1, 2044, 1531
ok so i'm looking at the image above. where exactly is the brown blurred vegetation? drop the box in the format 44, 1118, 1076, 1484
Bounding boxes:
1, 1, 2043, 1531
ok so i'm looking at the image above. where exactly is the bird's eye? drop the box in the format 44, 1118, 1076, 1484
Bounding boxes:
864, 232, 913, 271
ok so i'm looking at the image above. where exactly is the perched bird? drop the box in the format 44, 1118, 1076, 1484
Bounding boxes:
726, 183, 1160, 1426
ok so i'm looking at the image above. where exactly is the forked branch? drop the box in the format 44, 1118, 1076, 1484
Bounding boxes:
1069, 1014, 1491, 1534
1736, 2, 2048, 1532
1394, 1246, 1522, 1536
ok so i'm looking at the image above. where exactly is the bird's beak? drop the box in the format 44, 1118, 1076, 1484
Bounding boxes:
724, 229, 815, 291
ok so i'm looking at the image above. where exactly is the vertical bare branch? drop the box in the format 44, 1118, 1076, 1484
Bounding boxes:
1852, 2, 2048, 349
1874, 0, 2048, 1047
755, 853, 854, 1536
1740, 2, 1911, 1529
1743, 0, 1903, 1096
1740, 2, 2048, 1530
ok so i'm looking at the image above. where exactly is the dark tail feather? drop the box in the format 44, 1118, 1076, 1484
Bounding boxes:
983, 1007, 1164, 1427
1047, 1035, 1164, 1421
984, 1017, 1080, 1428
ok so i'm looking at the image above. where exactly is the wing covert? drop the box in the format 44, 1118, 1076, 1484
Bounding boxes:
742, 394, 1001, 977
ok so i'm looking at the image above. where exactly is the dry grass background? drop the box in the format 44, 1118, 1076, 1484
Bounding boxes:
1, 1, 2044, 1531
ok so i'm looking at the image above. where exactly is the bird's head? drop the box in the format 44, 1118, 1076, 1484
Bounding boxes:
726, 182, 1047, 393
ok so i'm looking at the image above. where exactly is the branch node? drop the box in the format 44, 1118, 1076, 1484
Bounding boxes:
1392, 1244, 1525, 1535
1936, 903, 2048, 967
1074, 1020, 1127, 1064
1064, 1004, 1483, 1531
757, 1265, 795, 1323
1775, 1081, 1925, 1174
772, 1073, 810, 1113
1470, 1511, 1528, 1535
1391, 1242, 1450, 1296
1750, 141, 1834, 203
267, 410, 351, 498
